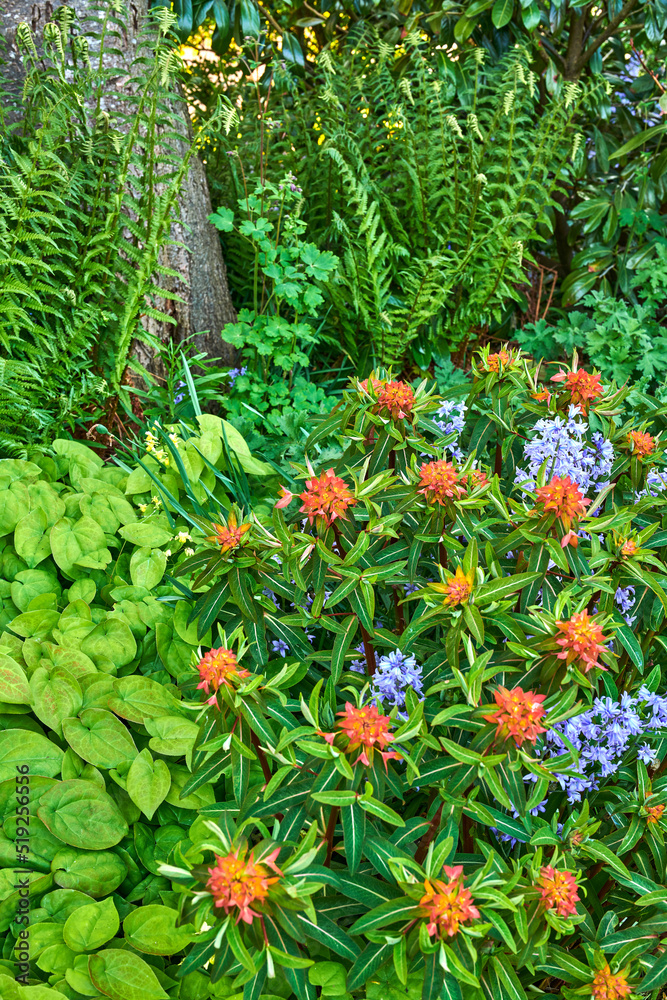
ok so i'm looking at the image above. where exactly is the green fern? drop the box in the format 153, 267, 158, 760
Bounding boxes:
0, 2, 228, 448
205, 31, 585, 368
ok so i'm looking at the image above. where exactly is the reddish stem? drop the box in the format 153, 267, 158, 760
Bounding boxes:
360, 625, 378, 677
251, 730, 272, 785
324, 807, 340, 867
393, 586, 406, 634
415, 803, 444, 864
495, 442, 503, 478
461, 813, 474, 854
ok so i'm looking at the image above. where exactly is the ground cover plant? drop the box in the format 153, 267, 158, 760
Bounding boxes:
5, 356, 667, 999
0, 415, 271, 999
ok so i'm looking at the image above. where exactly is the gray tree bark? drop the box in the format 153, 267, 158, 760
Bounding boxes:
0, 0, 237, 378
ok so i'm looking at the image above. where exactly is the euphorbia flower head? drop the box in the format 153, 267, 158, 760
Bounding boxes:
335, 702, 400, 767
483, 686, 547, 746
555, 610, 610, 674
647, 803, 665, 825
434, 565, 474, 608
534, 475, 591, 545
536, 865, 580, 917
621, 537, 638, 557
551, 367, 603, 413
485, 349, 514, 373
591, 964, 631, 1000
628, 429, 656, 459
207, 513, 251, 555
206, 845, 282, 924
298, 468, 356, 527
197, 648, 251, 705
359, 376, 384, 396
376, 380, 415, 420
460, 468, 489, 493
418, 866, 480, 939
417, 460, 463, 505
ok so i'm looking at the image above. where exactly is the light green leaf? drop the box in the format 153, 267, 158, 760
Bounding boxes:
123, 904, 195, 956
63, 897, 119, 952
126, 749, 172, 820
88, 948, 169, 1000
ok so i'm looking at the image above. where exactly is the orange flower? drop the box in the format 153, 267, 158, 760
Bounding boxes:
483, 687, 547, 746
555, 610, 610, 674
206, 845, 282, 924
534, 475, 591, 543
485, 349, 513, 373
628, 430, 656, 459
197, 648, 251, 705
298, 468, 356, 527
536, 865, 580, 917
335, 702, 400, 767
418, 866, 480, 939
551, 368, 603, 413
376, 380, 415, 420
532, 389, 551, 403
359, 377, 385, 396
460, 468, 489, 493
591, 964, 631, 1000
621, 537, 638, 557
207, 514, 251, 555
437, 566, 475, 607
275, 485, 294, 509
647, 804, 665, 825
417, 460, 463, 505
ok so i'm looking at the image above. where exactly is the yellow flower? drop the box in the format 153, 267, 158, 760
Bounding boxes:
430, 567, 475, 608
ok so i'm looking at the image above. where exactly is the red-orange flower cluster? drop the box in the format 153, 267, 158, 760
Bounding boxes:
285, 469, 357, 527
206, 846, 281, 924
485, 349, 515, 373
591, 964, 631, 1000
359, 377, 384, 396
551, 368, 603, 413
207, 514, 251, 555
483, 686, 547, 746
628, 430, 656, 459
376, 380, 415, 420
537, 865, 580, 917
418, 866, 480, 939
647, 804, 665, 825
555, 610, 610, 674
460, 468, 489, 492
197, 648, 251, 704
328, 702, 401, 768
439, 566, 474, 607
534, 475, 591, 547
621, 537, 638, 557
417, 460, 463, 505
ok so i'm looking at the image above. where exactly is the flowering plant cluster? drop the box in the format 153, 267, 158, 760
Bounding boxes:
157, 355, 667, 1000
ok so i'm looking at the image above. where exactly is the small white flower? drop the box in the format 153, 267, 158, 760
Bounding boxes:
164, 549, 172, 558
152, 496, 162, 507
176, 531, 192, 544
185, 547, 195, 556
138, 504, 148, 513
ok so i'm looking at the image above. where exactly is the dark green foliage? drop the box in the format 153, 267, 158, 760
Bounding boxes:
193, 35, 582, 371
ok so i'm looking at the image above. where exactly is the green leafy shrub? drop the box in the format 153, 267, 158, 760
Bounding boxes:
201, 36, 583, 370
208, 174, 339, 463
147, 357, 667, 999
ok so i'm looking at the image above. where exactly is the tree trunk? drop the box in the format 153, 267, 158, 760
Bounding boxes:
0, 0, 237, 379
